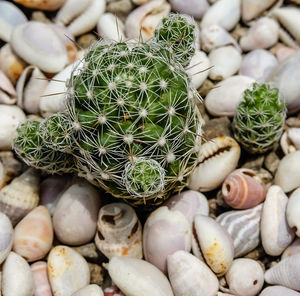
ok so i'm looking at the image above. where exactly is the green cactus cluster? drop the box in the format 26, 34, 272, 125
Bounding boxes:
13, 14, 203, 206
233, 83, 286, 154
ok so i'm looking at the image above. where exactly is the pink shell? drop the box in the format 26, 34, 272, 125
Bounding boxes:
31, 261, 52, 296
222, 168, 267, 209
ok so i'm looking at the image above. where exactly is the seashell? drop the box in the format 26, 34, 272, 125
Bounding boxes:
13, 206, 53, 262
274, 150, 300, 192
240, 17, 279, 51
13, 0, 65, 11
217, 293, 236, 296
264, 253, 300, 291
53, 182, 101, 245
225, 258, 264, 296
0, 70, 17, 105
30, 261, 52, 296
186, 51, 210, 89
2, 252, 34, 296
125, 0, 171, 41
169, 0, 209, 19
163, 190, 209, 224
208, 46, 242, 81
222, 168, 267, 209
260, 286, 300, 296
204, 75, 255, 116
216, 204, 263, 257
48, 245, 90, 296
167, 250, 219, 296
201, 0, 241, 31
0, 1, 27, 42
143, 206, 191, 273
282, 237, 300, 260
188, 136, 241, 192
0, 44, 27, 85
16, 66, 48, 114
276, 46, 297, 62
97, 13, 125, 42
71, 285, 104, 296
201, 24, 241, 53
108, 256, 174, 296
242, 0, 278, 22
261, 185, 295, 256
192, 214, 234, 276
95, 202, 142, 259
0, 168, 40, 226
0, 212, 13, 265
239, 49, 278, 82
11, 21, 68, 73
267, 51, 300, 114
0, 105, 26, 150
286, 187, 300, 237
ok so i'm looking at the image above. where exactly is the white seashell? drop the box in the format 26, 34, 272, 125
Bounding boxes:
71, 285, 104, 296
169, 0, 209, 19
30, 261, 52, 296
239, 49, 278, 82
0, 70, 17, 105
0, 1, 27, 42
97, 13, 125, 42
48, 245, 90, 296
125, 0, 171, 41
274, 150, 300, 192
164, 190, 209, 224
193, 215, 234, 276
286, 187, 300, 237
205, 75, 255, 116
225, 258, 264, 296
143, 206, 191, 273
242, 0, 278, 22
0, 213, 13, 265
0, 105, 26, 150
260, 286, 300, 296
95, 202, 142, 259
201, 24, 241, 53
13, 0, 66, 11
53, 182, 101, 245
282, 237, 300, 260
186, 51, 210, 89
261, 185, 295, 256
217, 204, 263, 258
16, 66, 48, 114
2, 252, 34, 296
108, 256, 174, 296
201, 0, 241, 31
264, 253, 300, 291
286, 128, 300, 152
167, 250, 219, 296
208, 46, 242, 81
240, 17, 279, 51
188, 136, 241, 192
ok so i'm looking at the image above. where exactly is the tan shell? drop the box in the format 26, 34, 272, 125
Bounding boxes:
13, 0, 66, 11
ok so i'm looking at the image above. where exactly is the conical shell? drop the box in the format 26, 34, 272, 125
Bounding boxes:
0, 168, 39, 226
260, 286, 300, 296
95, 202, 142, 259
0, 212, 13, 264
30, 261, 52, 296
286, 187, 300, 237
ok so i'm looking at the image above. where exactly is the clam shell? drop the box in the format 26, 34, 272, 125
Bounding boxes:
108, 256, 174, 296
261, 185, 295, 256
0, 70, 17, 105
0, 212, 13, 265
95, 202, 142, 259
0, 168, 39, 226
13, 0, 65, 10
216, 204, 263, 257
11, 21, 68, 73
169, 0, 209, 19
97, 13, 125, 42
264, 253, 300, 291
143, 206, 191, 273
282, 237, 300, 260
188, 136, 241, 192
167, 250, 219, 296
260, 286, 300, 296
193, 215, 234, 276
242, 0, 278, 22
71, 285, 104, 296
286, 187, 300, 237
30, 261, 52, 296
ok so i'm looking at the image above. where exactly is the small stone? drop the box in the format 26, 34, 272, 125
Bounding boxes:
106, 0, 134, 20
230, 23, 247, 41
264, 152, 280, 174
244, 246, 265, 260
208, 198, 218, 218
242, 155, 265, 171
77, 34, 98, 49
286, 117, 300, 127
72, 243, 106, 264
0, 151, 23, 183
255, 168, 273, 188
88, 262, 104, 286
203, 117, 232, 141
197, 102, 210, 123
198, 79, 215, 97
31, 11, 51, 23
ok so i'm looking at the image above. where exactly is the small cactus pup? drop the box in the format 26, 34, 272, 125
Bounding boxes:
13, 13, 204, 206
233, 83, 286, 154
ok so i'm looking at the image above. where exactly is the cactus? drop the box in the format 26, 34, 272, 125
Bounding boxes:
13, 14, 203, 206
233, 83, 286, 154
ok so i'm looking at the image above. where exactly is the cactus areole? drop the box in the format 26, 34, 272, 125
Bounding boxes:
14, 14, 204, 206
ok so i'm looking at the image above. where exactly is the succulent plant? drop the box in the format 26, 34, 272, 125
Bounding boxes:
233, 83, 286, 154
13, 14, 203, 206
